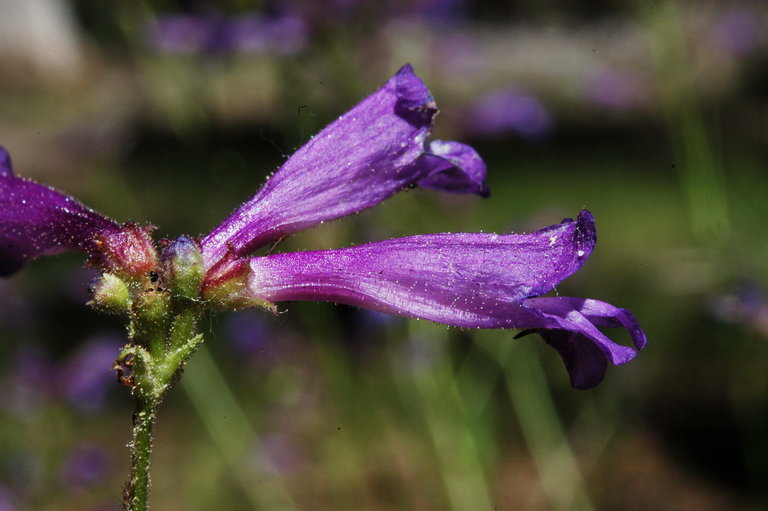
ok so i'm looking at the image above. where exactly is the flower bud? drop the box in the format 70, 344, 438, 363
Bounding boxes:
87, 273, 131, 314
91, 223, 158, 280
161, 236, 204, 300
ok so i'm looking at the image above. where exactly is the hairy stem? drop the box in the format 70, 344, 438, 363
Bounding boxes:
124, 397, 159, 511
118, 324, 203, 510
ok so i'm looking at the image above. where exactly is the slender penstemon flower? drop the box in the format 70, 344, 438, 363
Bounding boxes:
0, 64, 646, 510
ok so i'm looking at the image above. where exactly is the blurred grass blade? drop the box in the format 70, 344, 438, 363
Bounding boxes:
492, 338, 595, 511
644, 1, 730, 241
397, 323, 495, 511
181, 346, 298, 511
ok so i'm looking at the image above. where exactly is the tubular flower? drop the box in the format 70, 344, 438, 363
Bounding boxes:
0, 64, 646, 389
0, 147, 121, 276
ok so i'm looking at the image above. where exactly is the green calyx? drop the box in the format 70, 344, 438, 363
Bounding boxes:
201, 262, 277, 313
119, 284, 204, 402
89, 236, 276, 405
88, 262, 205, 403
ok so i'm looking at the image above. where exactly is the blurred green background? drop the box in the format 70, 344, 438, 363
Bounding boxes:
1, 0, 768, 509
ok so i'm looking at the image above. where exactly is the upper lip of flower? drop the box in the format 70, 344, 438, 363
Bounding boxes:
199, 63, 489, 275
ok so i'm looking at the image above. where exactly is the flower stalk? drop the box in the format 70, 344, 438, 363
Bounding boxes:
114, 292, 205, 510
124, 397, 158, 511
117, 313, 204, 510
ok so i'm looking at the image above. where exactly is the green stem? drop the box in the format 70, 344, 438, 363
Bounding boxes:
124, 397, 159, 511
116, 288, 205, 510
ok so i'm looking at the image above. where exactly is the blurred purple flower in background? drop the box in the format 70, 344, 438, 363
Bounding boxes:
462, 89, 553, 140
710, 9, 763, 56
2, 347, 54, 416
0, 487, 16, 511
399, 0, 467, 26
254, 433, 304, 476
0, 337, 121, 415
148, 11, 307, 56
61, 335, 123, 413
148, 14, 215, 54
582, 68, 651, 111
59, 443, 113, 491
223, 311, 272, 360
711, 284, 768, 338
232, 13, 307, 55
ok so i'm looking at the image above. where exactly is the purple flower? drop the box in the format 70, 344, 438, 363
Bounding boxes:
0, 64, 646, 388
0, 148, 121, 277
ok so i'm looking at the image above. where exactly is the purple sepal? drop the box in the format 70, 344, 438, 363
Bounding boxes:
247, 211, 595, 323
0, 146, 121, 277
201, 64, 489, 270
414, 140, 489, 197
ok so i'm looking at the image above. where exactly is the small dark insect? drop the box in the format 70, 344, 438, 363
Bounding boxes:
149, 271, 159, 283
